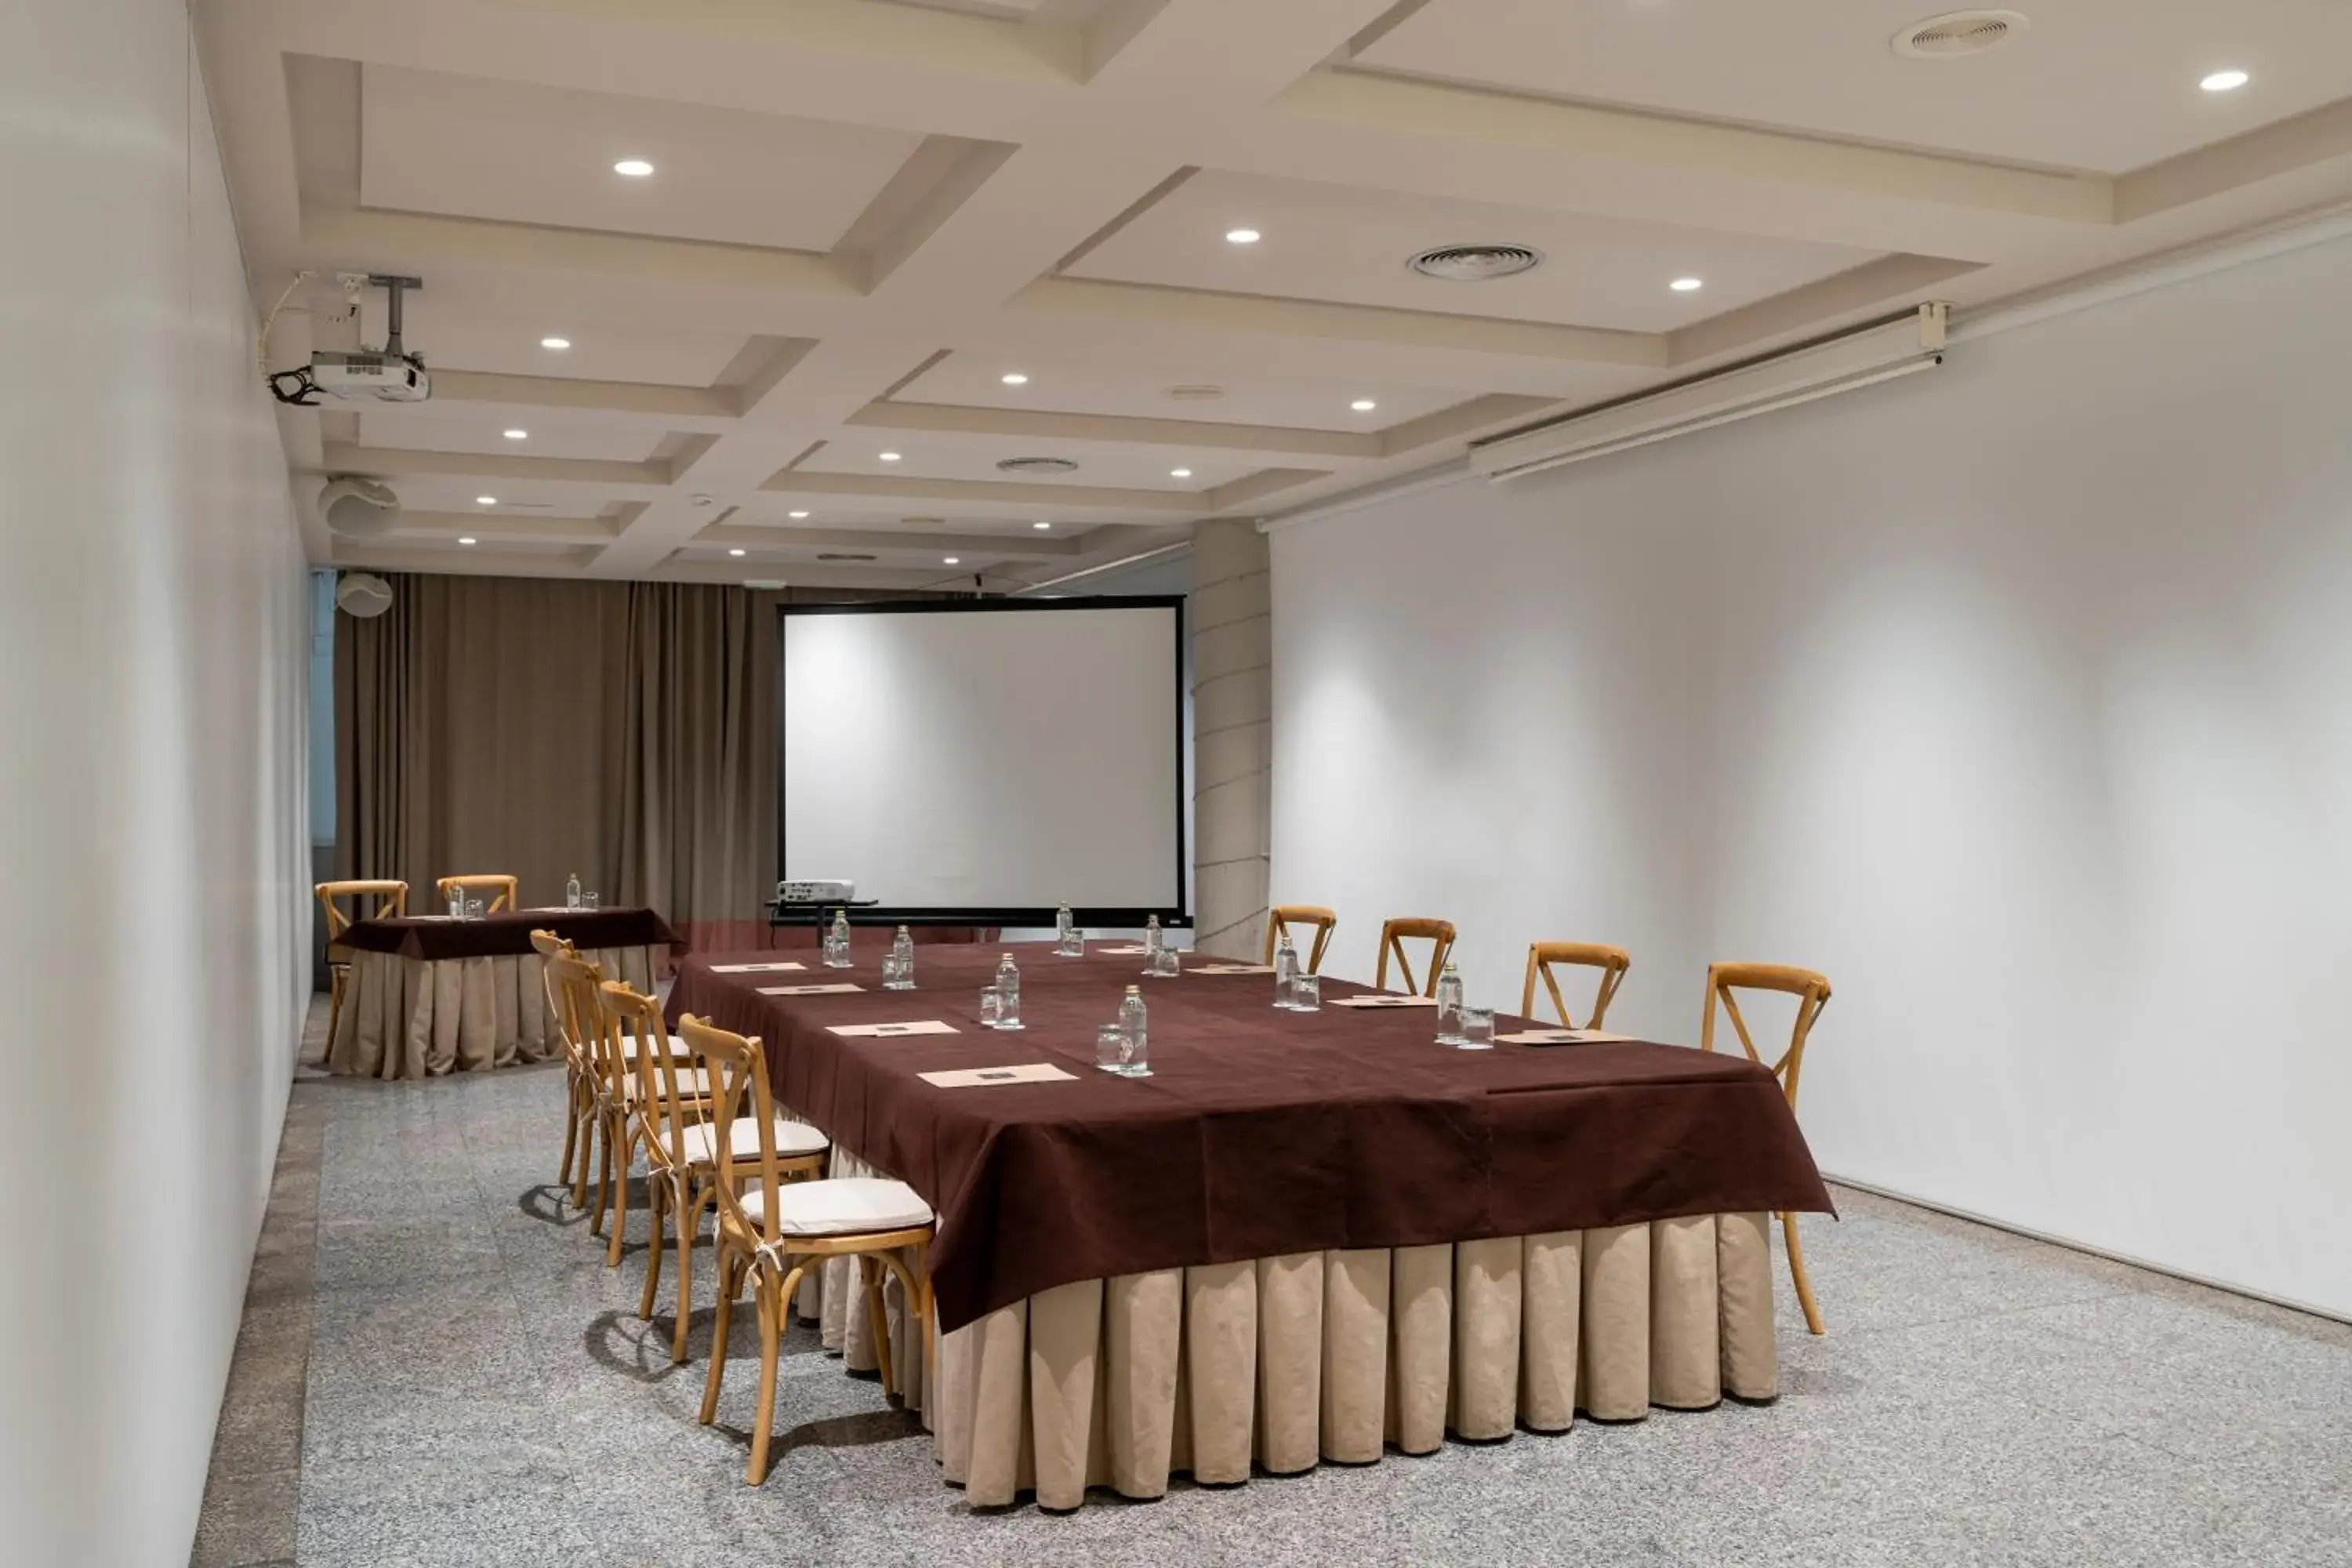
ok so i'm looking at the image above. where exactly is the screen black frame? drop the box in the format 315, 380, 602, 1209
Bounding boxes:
775, 594, 1191, 930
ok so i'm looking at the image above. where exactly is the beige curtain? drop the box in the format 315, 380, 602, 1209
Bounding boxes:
336, 574, 915, 950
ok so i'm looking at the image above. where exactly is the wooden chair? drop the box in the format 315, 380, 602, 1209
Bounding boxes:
1520, 942, 1632, 1027
315, 880, 408, 1047
435, 873, 518, 913
688, 1014, 934, 1486
530, 930, 596, 1196
1260, 905, 1338, 972
1700, 962, 1835, 1336
605, 982, 830, 1365
1374, 916, 1457, 996
547, 951, 710, 1264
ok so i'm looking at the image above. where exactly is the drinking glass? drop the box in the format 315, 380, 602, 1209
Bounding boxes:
1293, 973, 1321, 1011
1458, 1005, 1496, 1051
582, 891, 600, 910
466, 896, 486, 922
979, 988, 1002, 1028
1059, 926, 1086, 958
1095, 1023, 1127, 1073
448, 891, 465, 920
1150, 946, 1180, 978
1119, 1019, 1150, 1077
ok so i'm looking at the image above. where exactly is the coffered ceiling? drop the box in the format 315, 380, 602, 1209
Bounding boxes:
194, 0, 2352, 591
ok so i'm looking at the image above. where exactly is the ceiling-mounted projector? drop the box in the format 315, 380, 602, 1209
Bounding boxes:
319, 476, 401, 537
270, 273, 430, 406
336, 572, 395, 619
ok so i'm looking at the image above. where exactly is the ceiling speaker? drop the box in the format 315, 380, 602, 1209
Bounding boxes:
335, 571, 395, 619
319, 475, 401, 537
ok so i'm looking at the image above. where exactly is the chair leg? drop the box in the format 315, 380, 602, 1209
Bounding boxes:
747, 1267, 800, 1487
325, 969, 346, 1054
1782, 1210, 1825, 1335
670, 1187, 699, 1366
590, 1109, 618, 1236
862, 1257, 897, 1397
572, 1097, 598, 1210
557, 1073, 580, 1188
638, 1174, 668, 1321
608, 1123, 637, 1269
701, 1248, 739, 1427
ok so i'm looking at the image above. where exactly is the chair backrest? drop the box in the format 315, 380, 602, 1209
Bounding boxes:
1520, 942, 1632, 1028
530, 929, 579, 1065
1374, 916, 1457, 997
681, 1015, 781, 1250
436, 873, 518, 913
1699, 962, 1832, 1111
546, 949, 619, 1092
316, 880, 408, 942
604, 981, 691, 1174
1261, 904, 1338, 971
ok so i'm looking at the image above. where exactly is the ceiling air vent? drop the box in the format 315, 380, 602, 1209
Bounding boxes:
816, 552, 877, 562
1893, 9, 2028, 57
1166, 384, 1225, 401
1408, 244, 1543, 281
996, 456, 1079, 475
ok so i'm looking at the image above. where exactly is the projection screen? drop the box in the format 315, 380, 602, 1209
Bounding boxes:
779, 598, 1185, 922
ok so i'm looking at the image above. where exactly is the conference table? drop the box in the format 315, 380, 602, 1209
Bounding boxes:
326, 907, 684, 1080
668, 943, 1832, 1512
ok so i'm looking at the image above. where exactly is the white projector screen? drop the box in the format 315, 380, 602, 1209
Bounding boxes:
779, 600, 1185, 917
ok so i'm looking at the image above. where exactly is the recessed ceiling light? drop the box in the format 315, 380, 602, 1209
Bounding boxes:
1225, 228, 1261, 245
728, 547, 746, 557
879, 452, 902, 463
1670, 277, 1704, 292
539, 336, 570, 350
458, 536, 477, 546
476, 495, 498, 506
1171, 467, 1192, 478
788, 510, 810, 519
503, 428, 528, 441
1351, 398, 1377, 412
1033, 520, 1051, 529
2201, 69, 2249, 93
943, 556, 960, 565
1000, 372, 1029, 386
613, 158, 655, 177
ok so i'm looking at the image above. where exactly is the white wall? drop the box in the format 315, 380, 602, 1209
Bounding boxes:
1, 6, 313, 1563
1272, 233, 2352, 1319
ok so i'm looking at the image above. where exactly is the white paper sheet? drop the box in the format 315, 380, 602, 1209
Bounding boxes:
1495, 1028, 1635, 1045
757, 982, 865, 996
1190, 963, 1276, 975
918, 1062, 1077, 1088
711, 961, 808, 974
829, 1020, 959, 1038
1328, 994, 1439, 1009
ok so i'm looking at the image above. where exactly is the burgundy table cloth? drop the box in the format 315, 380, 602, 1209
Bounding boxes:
337, 907, 684, 961
666, 944, 1831, 1333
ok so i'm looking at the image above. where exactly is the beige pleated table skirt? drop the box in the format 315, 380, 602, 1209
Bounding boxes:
324, 944, 659, 1079
797, 1149, 1781, 1511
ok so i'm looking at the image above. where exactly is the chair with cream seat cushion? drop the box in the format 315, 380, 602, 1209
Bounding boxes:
688, 1014, 935, 1486
1700, 960, 1835, 1336
530, 928, 595, 1199
619, 1031, 695, 1063
547, 953, 710, 1261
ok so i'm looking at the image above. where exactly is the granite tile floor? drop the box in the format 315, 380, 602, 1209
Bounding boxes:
198, 1028, 2352, 1567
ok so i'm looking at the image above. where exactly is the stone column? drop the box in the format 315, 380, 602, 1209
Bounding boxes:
1190, 519, 1272, 959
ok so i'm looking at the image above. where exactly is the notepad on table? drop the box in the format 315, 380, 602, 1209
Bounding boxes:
757, 982, 864, 996
1328, 993, 1439, 1009
829, 1019, 957, 1038
919, 1062, 1076, 1088
1190, 963, 1276, 975
1495, 1028, 1635, 1045
1094, 944, 1151, 955
712, 961, 808, 974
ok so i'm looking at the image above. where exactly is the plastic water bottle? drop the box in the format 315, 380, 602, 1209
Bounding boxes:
1118, 985, 1149, 1076
888, 925, 915, 989
565, 871, 582, 911
1056, 902, 1074, 949
1273, 933, 1301, 1009
1143, 913, 1163, 973
995, 953, 1022, 1029
1435, 962, 1466, 1045
825, 909, 852, 968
